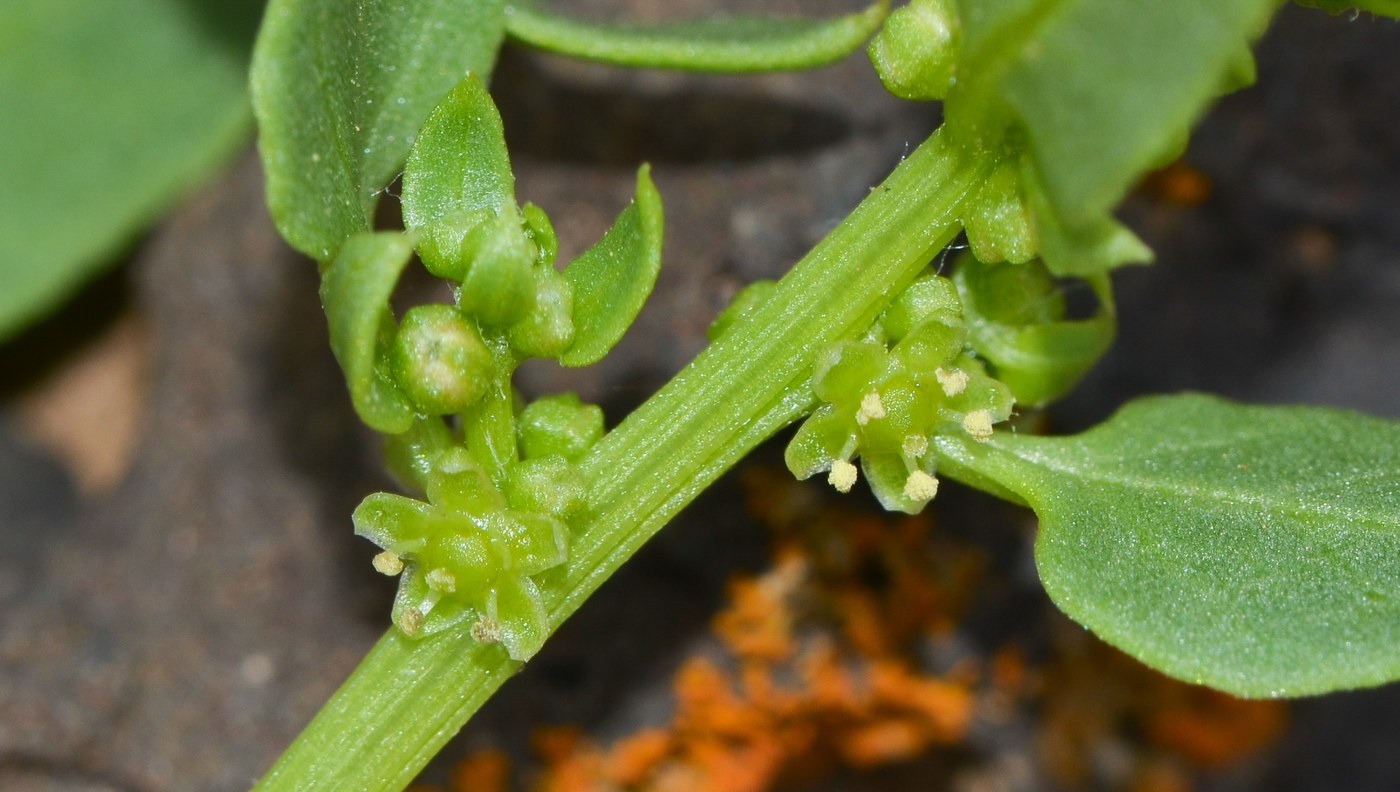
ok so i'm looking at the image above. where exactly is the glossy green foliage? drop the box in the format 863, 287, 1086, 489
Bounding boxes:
938, 394, 1400, 697
251, 0, 508, 261
505, 0, 889, 72
559, 166, 664, 367
953, 253, 1115, 407
321, 232, 417, 434
786, 270, 1014, 514
0, 0, 253, 340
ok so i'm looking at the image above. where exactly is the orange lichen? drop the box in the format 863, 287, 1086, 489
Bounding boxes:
1142, 159, 1213, 206
433, 467, 1289, 792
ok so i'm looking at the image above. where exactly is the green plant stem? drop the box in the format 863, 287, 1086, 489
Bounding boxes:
252, 127, 992, 792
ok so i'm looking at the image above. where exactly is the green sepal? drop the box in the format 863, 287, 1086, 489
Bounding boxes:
559, 165, 664, 367
939, 354, 1016, 427
490, 574, 550, 661
505, 0, 889, 73
491, 511, 569, 576
880, 272, 962, 342
954, 254, 1116, 407
785, 403, 858, 480
891, 316, 966, 372
382, 417, 456, 495
392, 563, 474, 636
867, 0, 959, 100
503, 455, 588, 521
708, 280, 777, 342
811, 340, 890, 405
518, 393, 605, 463
861, 452, 935, 515
426, 447, 507, 515
352, 492, 435, 550
320, 232, 417, 434
391, 304, 495, 415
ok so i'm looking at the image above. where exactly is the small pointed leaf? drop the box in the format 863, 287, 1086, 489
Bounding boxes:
402, 75, 516, 233
505, 0, 889, 72
559, 165, 664, 367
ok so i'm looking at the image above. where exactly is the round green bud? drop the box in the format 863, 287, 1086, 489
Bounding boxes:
892, 316, 966, 372
458, 209, 538, 327
391, 304, 494, 415
955, 253, 1063, 327
508, 267, 576, 359
867, 0, 960, 101
518, 393, 605, 462
881, 273, 962, 342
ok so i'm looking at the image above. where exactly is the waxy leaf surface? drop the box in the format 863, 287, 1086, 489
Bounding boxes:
505, 0, 888, 72
938, 393, 1400, 697
252, 0, 508, 261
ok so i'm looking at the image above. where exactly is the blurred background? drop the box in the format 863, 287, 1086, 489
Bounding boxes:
1, 2, 1398, 791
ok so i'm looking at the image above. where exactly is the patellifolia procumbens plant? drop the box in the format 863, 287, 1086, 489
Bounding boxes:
247, 0, 1400, 789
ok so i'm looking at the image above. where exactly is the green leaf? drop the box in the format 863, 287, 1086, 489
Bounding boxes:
321, 232, 417, 434
558, 165, 664, 368
938, 393, 1400, 697
504, 0, 889, 72
949, 0, 1275, 227
251, 0, 509, 262
401, 75, 516, 232
0, 0, 253, 340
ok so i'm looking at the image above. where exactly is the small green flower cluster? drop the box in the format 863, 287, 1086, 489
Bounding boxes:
354, 394, 601, 661
784, 271, 1014, 514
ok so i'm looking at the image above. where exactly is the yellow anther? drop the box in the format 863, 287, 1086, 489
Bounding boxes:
828, 459, 859, 493
372, 550, 404, 576
963, 409, 994, 442
936, 367, 969, 397
904, 470, 939, 501
902, 434, 929, 459
856, 391, 887, 425
470, 618, 502, 644
426, 568, 457, 593
399, 607, 425, 637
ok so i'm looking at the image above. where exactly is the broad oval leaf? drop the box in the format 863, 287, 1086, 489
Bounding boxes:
504, 0, 889, 72
558, 165, 664, 368
402, 74, 516, 231
937, 393, 1400, 697
252, 0, 509, 262
321, 232, 417, 434
0, 0, 252, 339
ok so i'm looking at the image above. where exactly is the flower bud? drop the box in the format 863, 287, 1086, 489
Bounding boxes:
508, 267, 576, 359
518, 393, 605, 462
867, 0, 960, 101
391, 304, 494, 415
